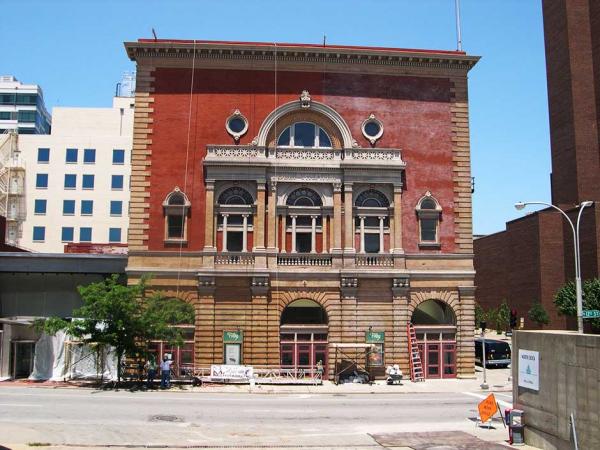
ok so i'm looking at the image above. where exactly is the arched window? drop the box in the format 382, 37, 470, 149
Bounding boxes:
284, 188, 323, 253
412, 299, 456, 326
355, 189, 390, 208
416, 192, 442, 245
277, 122, 332, 148
286, 188, 323, 207
354, 189, 390, 254
218, 187, 254, 205
216, 186, 254, 253
162, 188, 191, 242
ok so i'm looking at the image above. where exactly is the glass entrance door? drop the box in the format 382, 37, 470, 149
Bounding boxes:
12, 342, 35, 379
280, 331, 327, 374
415, 328, 457, 379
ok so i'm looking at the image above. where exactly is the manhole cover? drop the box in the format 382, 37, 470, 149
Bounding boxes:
150, 414, 183, 422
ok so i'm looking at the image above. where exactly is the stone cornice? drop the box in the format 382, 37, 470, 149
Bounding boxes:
124, 40, 479, 74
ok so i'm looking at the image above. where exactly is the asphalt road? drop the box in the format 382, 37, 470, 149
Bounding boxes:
0, 386, 513, 449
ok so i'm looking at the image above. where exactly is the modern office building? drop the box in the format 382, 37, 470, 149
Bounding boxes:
0, 76, 51, 135
17, 96, 133, 252
475, 0, 600, 329
125, 39, 479, 379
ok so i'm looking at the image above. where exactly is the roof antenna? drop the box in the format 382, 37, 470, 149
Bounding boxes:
454, 0, 463, 51
152, 28, 158, 41
323, 33, 326, 47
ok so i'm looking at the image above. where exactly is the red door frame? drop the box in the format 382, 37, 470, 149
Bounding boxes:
415, 329, 457, 379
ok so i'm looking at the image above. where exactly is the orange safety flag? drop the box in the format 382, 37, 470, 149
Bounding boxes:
478, 393, 499, 423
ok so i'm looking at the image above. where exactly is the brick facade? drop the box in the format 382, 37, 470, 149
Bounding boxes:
125, 40, 478, 379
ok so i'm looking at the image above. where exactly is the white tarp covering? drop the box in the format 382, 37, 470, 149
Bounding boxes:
28, 333, 117, 381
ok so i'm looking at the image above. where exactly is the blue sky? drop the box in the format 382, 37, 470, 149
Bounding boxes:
1, 0, 550, 235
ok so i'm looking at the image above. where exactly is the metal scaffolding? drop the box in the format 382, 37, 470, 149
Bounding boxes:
0, 130, 26, 246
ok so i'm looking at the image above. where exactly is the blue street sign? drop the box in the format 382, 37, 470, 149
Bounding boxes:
582, 310, 600, 319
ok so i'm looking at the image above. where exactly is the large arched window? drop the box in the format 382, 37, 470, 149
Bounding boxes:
162, 188, 191, 242
218, 187, 254, 205
412, 299, 456, 326
277, 122, 332, 148
284, 188, 323, 253
416, 192, 442, 245
354, 189, 390, 254
216, 186, 254, 252
286, 187, 323, 207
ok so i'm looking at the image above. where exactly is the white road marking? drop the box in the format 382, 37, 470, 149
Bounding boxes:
0, 403, 42, 407
461, 391, 512, 409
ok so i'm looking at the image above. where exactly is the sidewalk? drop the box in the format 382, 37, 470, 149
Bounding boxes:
1, 365, 513, 395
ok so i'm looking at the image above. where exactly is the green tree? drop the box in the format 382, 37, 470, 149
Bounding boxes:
475, 303, 485, 330
36, 275, 194, 383
485, 307, 499, 333
497, 300, 510, 333
528, 301, 550, 328
554, 278, 600, 331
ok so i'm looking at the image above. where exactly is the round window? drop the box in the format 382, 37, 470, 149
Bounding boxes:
361, 114, 384, 145
225, 110, 248, 142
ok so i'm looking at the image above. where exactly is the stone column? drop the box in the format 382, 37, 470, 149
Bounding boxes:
254, 182, 266, 250
197, 277, 216, 366
311, 215, 317, 253
203, 181, 216, 251
392, 279, 410, 375
333, 183, 343, 251
344, 183, 354, 252
322, 214, 328, 253
379, 216, 385, 254
242, 214, 248, 252
457, 286, 476, 378
222, 214, 228, 252
281, 215, 287, 252
359, 216, 365, 253
267, 181, 278, 250
393, 184, 403, 252
291, 215, 297, 253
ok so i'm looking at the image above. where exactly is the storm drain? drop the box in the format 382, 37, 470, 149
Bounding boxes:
150, 414, 184, 422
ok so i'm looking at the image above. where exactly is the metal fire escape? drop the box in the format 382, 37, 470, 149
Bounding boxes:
0, 130, 26, 245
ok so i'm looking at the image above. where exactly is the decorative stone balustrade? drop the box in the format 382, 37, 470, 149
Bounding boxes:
355, 254, 394, 267
215, 253, 256, 265
277, 254, 333, 266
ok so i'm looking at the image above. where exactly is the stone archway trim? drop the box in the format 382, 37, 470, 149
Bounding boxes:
255, 99, 357, 149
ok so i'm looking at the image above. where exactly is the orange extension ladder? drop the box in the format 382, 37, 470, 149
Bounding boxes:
407, 323, 425, 382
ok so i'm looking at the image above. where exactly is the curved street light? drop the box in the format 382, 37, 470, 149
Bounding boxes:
514, 200, 594, 333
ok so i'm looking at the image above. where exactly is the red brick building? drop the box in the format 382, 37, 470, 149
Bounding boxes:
475, 0, 600, 329
125, 39, 479, 378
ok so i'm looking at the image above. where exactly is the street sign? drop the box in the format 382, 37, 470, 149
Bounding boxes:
478, 393, 499, 423
582, 310, 600, 319
518, 349, 539, 391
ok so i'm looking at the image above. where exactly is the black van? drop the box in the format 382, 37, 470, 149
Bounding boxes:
474, 338, 511, 368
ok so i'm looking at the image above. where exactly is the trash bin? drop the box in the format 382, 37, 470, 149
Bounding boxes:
508, 409, 525, 445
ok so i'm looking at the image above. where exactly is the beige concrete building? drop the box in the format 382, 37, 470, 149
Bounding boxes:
17, 97, 133, 252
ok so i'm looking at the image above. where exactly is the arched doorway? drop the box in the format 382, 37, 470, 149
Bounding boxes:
280, 299, 328, 373
412, 299, 457, 379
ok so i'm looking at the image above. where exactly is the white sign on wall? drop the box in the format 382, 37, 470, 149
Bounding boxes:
210, 364, 253, 379
518, 349, 540, 391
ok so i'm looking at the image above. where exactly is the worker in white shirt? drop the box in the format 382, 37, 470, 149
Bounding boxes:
160, 354, 173, 389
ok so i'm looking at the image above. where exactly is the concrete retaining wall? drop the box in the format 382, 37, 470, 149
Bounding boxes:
513, 330, 600, 449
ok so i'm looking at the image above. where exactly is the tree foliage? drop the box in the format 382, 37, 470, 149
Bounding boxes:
475, 303, 485, 329
554, 278, 600, 330
497, 300, 510, 332
528, 301, 549, 327
35, 274, 195, 382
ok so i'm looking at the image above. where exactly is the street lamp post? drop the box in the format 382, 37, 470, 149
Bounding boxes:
514, 200, 594, 333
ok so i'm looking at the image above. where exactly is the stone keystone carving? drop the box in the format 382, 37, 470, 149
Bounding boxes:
251, 276, 269, 287
198, 276, 216, 287
300, 90, 311, 108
